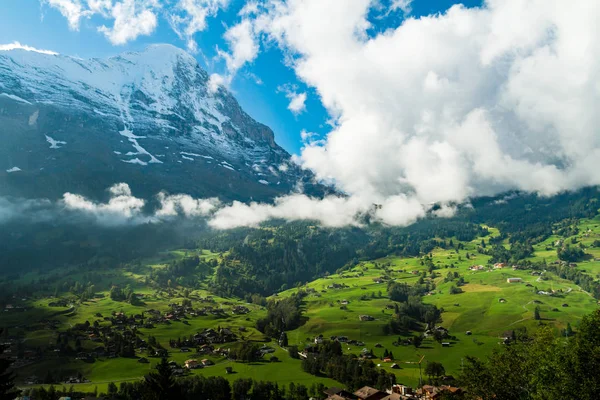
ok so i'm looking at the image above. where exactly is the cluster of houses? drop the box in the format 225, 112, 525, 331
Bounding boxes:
183, 358, 215, 369
140, 300, 251, 325
468, 264, 522, 272
324, 384, 465, 400
327, 282, 350, 290
168, 328, 238, 350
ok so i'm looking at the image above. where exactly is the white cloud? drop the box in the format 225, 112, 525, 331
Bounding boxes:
217, 18, 259, 77
0, 41, 59, 55
98, 0, 159, 45
43, 0, 86, 30
156, 192, 220, 217
43, 0, 228, 48
278, 84, 307, 115
209, 194, 369, 229
169, 0, 229, 52
215, 0, 600, 227
62, 183, 147, 225
239, 1, 259, 16
49, 184, 221, 225
208, 73, 227, 93
287, 91, 307, 115
390, 0, 412, 14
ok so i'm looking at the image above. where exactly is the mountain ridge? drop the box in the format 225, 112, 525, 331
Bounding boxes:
0, 44, 319, 202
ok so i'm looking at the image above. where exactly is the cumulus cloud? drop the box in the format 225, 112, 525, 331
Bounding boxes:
62, 183, 147, 225
208, 73, 226, 93
277, 84, 307, 115
209, 0, 600, 228
287, 92, 307, 115
0, 41, 59, 55
98, 0, 159, 45
220, 19, 259, 72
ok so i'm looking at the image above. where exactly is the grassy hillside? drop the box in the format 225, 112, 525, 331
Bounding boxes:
2, 213, 600, 393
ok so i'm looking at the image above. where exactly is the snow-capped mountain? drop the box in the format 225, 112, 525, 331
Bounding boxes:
0, 44, 317, 201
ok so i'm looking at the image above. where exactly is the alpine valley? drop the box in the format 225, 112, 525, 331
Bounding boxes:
1, 35, 600, 400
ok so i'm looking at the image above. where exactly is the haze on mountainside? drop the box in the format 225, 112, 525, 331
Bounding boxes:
0, 0, 599, 230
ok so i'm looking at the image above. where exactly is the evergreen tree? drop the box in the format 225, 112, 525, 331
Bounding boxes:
565, 322, 573, 337
144, 357, 180, 400
0, 331, 20, 400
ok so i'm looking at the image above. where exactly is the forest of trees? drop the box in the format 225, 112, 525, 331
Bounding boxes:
300, 341, 397, 391
256, 293, 306, 337
385, 281, 442, 333
460, 309, 600, 400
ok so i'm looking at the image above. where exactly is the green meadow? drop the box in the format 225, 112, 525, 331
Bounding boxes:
4, 218, 600, 391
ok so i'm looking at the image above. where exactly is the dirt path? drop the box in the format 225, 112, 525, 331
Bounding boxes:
508, 300, 534, 326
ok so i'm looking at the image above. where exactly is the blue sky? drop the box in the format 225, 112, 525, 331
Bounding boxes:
0, 0, 481, 154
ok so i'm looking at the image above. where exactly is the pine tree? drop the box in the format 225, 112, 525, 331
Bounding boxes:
144, 357, 180, 400
0, 331, 20, 400
566, 322, 573, 337
534, 306, 541, 320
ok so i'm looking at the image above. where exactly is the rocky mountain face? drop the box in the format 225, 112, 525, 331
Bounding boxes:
0, 44, 317, 201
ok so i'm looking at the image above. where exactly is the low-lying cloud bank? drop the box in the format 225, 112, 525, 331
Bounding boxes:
0, 183, 451, 229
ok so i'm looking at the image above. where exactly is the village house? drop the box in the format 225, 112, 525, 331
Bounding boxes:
324, 387, 357, 399
506, 277, 522, 283
232, 305, 250, 315
184, 359, 200, 369
388, 384, 413, 397
359, 315, 375, 321
354, 386, 388, 400
418, 385, 465, 399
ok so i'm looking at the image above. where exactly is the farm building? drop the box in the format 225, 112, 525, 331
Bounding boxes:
389, 385, 413, 396
507, 278, 522, 283
354, 386, 387, 400
359, 315, 375, 321
324, 387, 355, 399
184, 359, 200, 369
